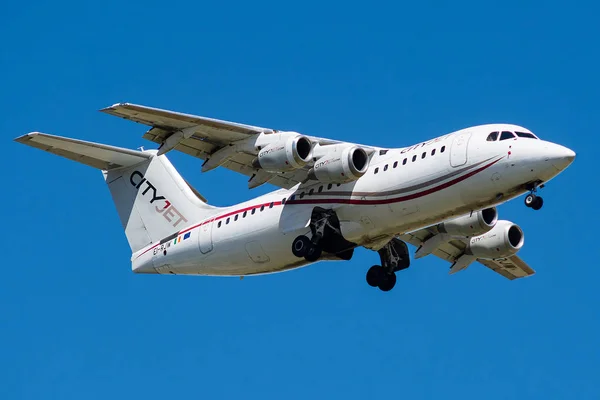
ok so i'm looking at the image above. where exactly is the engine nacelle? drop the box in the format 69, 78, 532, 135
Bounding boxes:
465, 220, 524, 259
438, 207, 498, 237
307, 145, 369, 183
253, 134, 312, 172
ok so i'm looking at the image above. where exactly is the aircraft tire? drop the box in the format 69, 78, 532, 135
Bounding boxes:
292, 235, 311, 257
531, 196, 544, 210
524, 194, 537, 208
304, 244, 322, 262
366, 265, 382, 287
378, 272, 397, 292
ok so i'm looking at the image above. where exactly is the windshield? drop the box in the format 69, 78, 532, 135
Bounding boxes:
499, 131, 515, 140
486, 131, 499, 141
486, 130, 539, 141
515, 131, 538, 139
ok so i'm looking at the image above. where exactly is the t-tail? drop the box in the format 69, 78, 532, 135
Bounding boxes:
15, 132, 218, 254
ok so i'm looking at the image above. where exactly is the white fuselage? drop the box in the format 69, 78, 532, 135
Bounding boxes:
132, 124, 574, 276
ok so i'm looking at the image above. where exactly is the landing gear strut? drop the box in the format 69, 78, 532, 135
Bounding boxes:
291, 207, 356, 262
366, 238, 410, 292
524, 182, 544, 210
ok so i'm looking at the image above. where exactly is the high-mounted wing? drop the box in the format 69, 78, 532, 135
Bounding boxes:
399, 226, 535, 280
101, 103, 377, 189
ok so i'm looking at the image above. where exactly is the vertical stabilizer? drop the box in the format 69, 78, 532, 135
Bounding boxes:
104, 150, 218, 252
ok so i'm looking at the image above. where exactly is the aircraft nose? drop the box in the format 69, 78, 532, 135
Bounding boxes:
548, 144, 576, 171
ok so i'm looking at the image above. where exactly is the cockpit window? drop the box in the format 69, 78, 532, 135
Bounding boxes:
515, 131, 538, 139
486, 131, 499, 141
500, 131, 515, 141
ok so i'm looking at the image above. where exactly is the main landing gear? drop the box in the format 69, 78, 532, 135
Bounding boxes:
524, 182, 544, 210
366, 238, 410, 292
292, 235, 322, 261
292, 207, 356, 262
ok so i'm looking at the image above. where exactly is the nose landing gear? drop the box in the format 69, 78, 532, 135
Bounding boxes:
524, 182, 545, 210
524, 193, 544, 210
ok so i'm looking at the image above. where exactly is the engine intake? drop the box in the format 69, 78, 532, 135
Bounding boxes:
253, 134, 312, 172
308, 145, 369, 183
465, 220, 524, 259
438, 207, 498, 237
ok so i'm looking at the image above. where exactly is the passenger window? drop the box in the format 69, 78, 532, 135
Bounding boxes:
218, 221, 222, 228
226, 218, 230, 224
412, 155, 417, 162
393, 161, 398, 168
431, 149, 436, 156
260, 205, 265, 211
500, 131, 515, 141
318, 186, 323, 193
251, 208, 256, 215
384, 164, 388, 171
441, 146, 446, 153
234, 214, 238, 221
421, 152, 426, 159
487, 131, 499, 141
403, 158, 407, 165
269, 202, 274, 208
327, 184, 332, 190
515, 131, 537, 139
243, 211, 247, 217
336, 183, 341, 187
374, 167, 379, 174
309, 189, 314, 195
300, 192, 305, 199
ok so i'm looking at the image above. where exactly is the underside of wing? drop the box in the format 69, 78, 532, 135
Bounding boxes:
101, 103, 379, 189
400, 227, 535, 280
101, 102, 266, 159
14, 132, 151, 170
477, 256, 536, 280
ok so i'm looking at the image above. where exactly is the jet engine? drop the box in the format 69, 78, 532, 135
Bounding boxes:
307, 145, 369, 184
438, 207, 498, 237
465, 220, 524, 259
252, 134, 312, 172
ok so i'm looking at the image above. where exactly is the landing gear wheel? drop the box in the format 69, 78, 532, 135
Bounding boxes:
378, 272, 397, 292
292, 235, 311, 257
366, 265, 382, 287
304, 244, 322, 262
531, 196, 544, 210
524, 193, 537, 207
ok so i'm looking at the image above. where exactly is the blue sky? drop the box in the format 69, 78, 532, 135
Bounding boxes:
1, 0, 598, 398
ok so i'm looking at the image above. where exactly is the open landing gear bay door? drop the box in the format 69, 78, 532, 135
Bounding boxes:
399, 229, 535, 280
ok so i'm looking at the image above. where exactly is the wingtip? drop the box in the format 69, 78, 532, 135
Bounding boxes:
99, 102, 130, 112
14, 132, 42, 142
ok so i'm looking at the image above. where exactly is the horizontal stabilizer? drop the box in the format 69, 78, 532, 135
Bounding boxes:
15, 132, 151, 170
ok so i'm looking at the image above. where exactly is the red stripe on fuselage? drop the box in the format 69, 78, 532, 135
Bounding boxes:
286, 157, 503, 206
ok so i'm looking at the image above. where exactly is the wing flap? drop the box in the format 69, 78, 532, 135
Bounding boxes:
15, 132, 150, 170
478, 257, 535, 280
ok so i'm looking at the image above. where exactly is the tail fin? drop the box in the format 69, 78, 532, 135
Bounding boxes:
16, 132, 218, 252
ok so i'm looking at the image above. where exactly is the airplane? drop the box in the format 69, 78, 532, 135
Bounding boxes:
15, 103, 576, 291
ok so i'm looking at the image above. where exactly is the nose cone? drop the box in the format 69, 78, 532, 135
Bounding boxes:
548, 144, 576, 171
